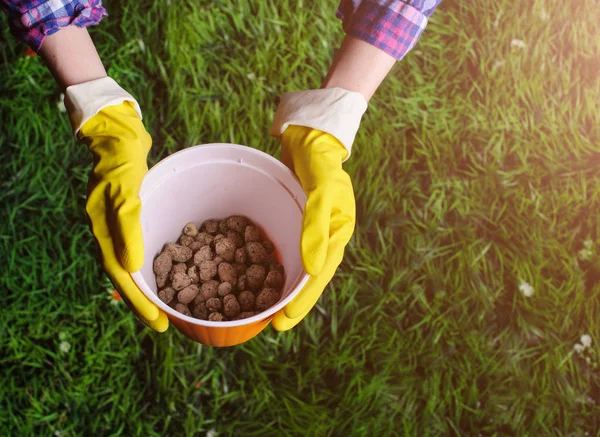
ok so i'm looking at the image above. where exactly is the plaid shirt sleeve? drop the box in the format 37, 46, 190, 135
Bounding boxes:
0, 0, 107, 52
337, 0, 442, 60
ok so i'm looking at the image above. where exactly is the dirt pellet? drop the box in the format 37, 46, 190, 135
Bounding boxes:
206, 297, 222, 312
202, 219, 219, 234
187, 265, 200, 283
175, 303, 191, 316
238, 290, 255, 312
218, 282, 233, 297
189, 241, 204, 252
153, 251, 172, 276
166, 243, 193, 263
177, 284, 199, 304
255, 288, 280, 311
235, 247, 247, 264
226, 230, 245, 248
218, 262, 237, 284
237, 311, 258, 320
246, 264, 267, 290
158, 287, 176, 304
209, 312, 225, 321
194, 232, 214, 246
215, 238, 236, 262
183, 222, 199, 237
170, 262, 187, 278
237, 275, 247, 292
213, 234, 225, 246
199, 260, 218, 281
262, 240, 275, 254
194, 245, 213, 264
223, 294, 241, 317
264, 270, 283, 289
156, 273, 168, 288
227, 216, 248, 233
246, 242, 269, 264
201, 280, 219, 299
244, 225, 260, 243
193, 292, 206, 306
179, 234, 194, 247
233, 263, 247, 277
269, 263, 284, 275
171, 272, 192, 291
192, 302, 208, 319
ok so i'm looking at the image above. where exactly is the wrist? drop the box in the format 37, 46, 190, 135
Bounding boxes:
322, 36, 395, 102
270, 88, 367, 161
65, 77, 142, 136
38, 26, 107, 90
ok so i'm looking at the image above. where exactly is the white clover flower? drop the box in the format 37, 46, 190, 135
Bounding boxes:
574, 343, 585, 354
581, 334, 592, 348
59, 341, 71, 353
493, 59, 505, 69
206, 429, 218, 437
493, 12, 501, 28
511, 39, 527, 49
579, 248, 593, 261
246, 73, 256, 80
57, 93, 66, 113
519, 282, 534, 297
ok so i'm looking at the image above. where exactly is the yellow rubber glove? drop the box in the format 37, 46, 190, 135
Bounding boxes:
79, 102, 168, 332
272, 125, 356, 331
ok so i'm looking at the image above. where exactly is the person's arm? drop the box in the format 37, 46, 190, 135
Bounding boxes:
0, 0, 107, 53
322, 36, 395, 102
0, 1, 107, 90
1, 1, 168, 333
270, 1, 443, 331
38, 26, 107, 90
324, 0, 443, 101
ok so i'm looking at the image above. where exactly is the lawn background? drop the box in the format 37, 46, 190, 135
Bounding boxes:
1, 0, 600, 435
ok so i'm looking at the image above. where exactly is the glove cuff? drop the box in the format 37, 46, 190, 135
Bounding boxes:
65, 77, 143, 137
270, 87, 367, 161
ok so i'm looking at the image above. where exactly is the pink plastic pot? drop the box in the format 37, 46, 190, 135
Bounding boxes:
131, 144, 309, 347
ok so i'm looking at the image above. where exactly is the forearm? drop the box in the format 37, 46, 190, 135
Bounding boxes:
326, 0, 443, 101
38, 26, 107, 90
322, 36, 396, 102
0, 0, 107, 53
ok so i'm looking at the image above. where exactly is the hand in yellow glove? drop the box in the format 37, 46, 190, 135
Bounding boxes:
66, 77, 168, 332
272, 126, 356, 331
78, 102, 168, 332
270, 87, 368, 331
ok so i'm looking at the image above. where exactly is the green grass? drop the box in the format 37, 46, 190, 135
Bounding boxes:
1, 0, 600, 435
